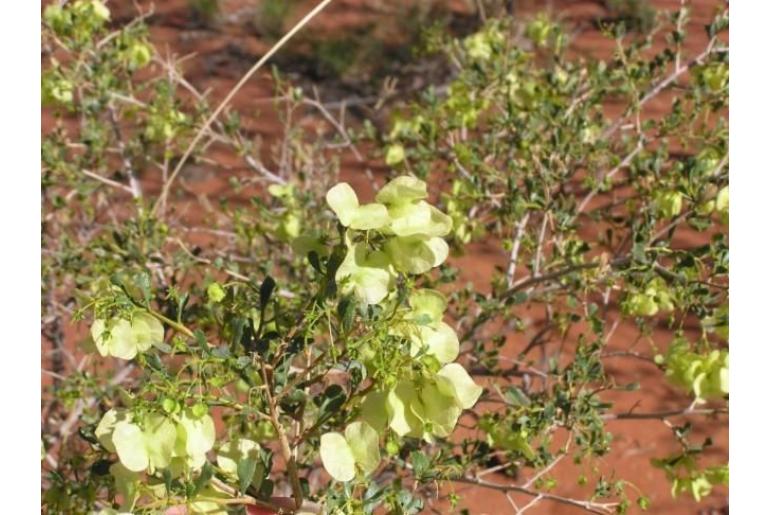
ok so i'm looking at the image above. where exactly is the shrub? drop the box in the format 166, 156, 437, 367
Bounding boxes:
42, 1, 728, 513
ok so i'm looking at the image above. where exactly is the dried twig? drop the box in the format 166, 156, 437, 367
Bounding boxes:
154, 0, 334, 215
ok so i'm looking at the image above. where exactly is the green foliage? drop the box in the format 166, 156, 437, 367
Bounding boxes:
377, 3, 728, 508
657, 338, 728, 402
653, 449, 729, 501
42, 1, 728, 513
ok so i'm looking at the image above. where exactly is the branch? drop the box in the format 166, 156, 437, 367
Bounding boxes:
207, 477, 322, 514
461, 257, 628, 343
506, 213, 530, 287
243, 155, 287, 185
602, 405, 727, 421
302, 91, 364, 162
55, 364, 135, 440
153, 0, 334, 215
453, 476, 618, 514
108, 104, 142, 200
259, 362, 304, 510
148, 309, 195, 339
577, 140, 643, 214
602, 41, 724, 138
81, 169, 134, 194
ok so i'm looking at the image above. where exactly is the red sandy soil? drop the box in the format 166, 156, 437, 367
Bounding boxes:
42, 1, 728, 513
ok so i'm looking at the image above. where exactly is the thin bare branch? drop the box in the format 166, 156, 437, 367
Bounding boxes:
453, 476, 618, 514
506, 213, 530, 287
154, 0, 334, 215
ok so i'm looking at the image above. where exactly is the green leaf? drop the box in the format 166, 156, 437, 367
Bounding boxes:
409, 450, 433, 481
193, 462, 214, 495
259, 276, 276, 309
504, 386, 531, 407
337, 296, 356, 334
216, 438, 261, 480
320, 432, 356, 482
293, 232, 327, 258
237, 456, 258, 493
316, 384, 346, 420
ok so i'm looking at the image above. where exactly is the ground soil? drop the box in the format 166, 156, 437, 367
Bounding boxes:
42, 1, 728, 513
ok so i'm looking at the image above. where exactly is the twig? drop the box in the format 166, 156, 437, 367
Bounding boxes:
602, 405, 727, 421
259, 362, 304, 510
453, 476, 618, 514
81, 169, 134, 194
107, 104, 142, 200
577, 141, 643, 214
153, 0, 334, 215
244, 155, 287, 185
303, 92, 364, 162
533, 214, 549, 278
506, 213, 530, 287
710, 154, 729, 178
651, 209, 691, 242
523, 441, 569, 489
208, 477, 322, 514
602, 41, 722, 139
516, 493, 544, 514
169, 236, 300, 293
56, 364, 135, 440
600, 349, 654, 363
